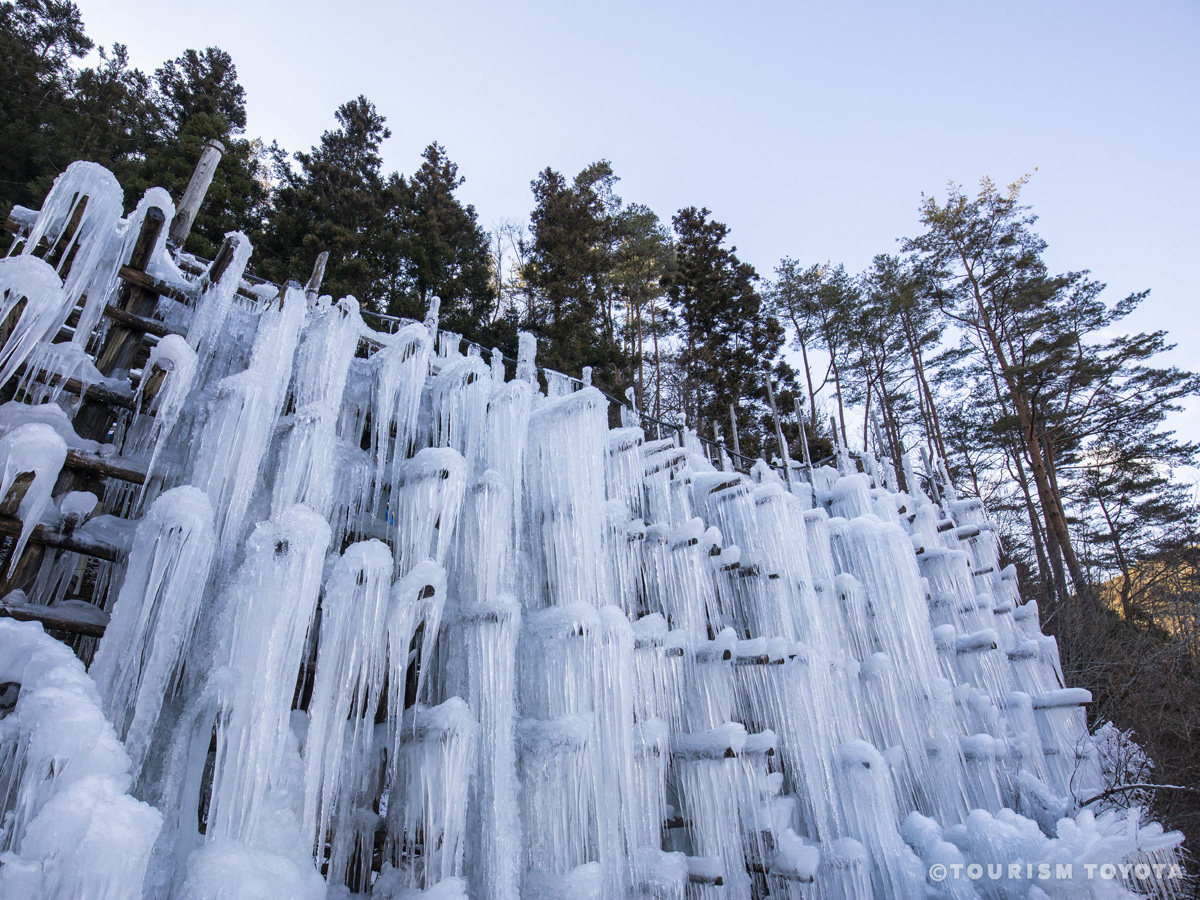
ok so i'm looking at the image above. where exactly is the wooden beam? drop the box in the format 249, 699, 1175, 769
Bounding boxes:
14, 364, 137, 410
0, 516, 122, 562
174, 256, 261, 302
102, 303, 178, 339
0, 599, 107, 637
116, 265, 197, 306
65, 449, 146, 485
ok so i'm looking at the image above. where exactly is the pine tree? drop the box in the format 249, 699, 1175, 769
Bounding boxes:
123, 47, 274, 259
254, 96, 406, 303
0, 1, 157, 215
1079, 430, 1198, 623
909, 177, 1200, 607
520, 161, 625, 390
391, 142, 497, 339
665, 206, 782, 454
611, 203, 674, 417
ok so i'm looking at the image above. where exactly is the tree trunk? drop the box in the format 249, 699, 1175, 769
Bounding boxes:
1096, 490, 1135, 620
960, 253, 1095, 606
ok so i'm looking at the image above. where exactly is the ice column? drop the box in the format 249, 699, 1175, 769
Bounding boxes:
89, 486, 216, 779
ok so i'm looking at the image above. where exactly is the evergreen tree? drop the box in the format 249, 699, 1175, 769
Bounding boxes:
769, 260, 856, 447
155, 47, 246, 134
64, 44, 159, 188
1079, 430, 1198, 623
255, 96, 406, 304
0, 0, 90, 213
123, 47, 274, 259
391, 142, 497, 339
665, 206, 783, 454
844, 254, 948, 478
0, 1, 158, 214
520, 161, 625, 390
611, 203, 674, 417
909, 177, 1200, 607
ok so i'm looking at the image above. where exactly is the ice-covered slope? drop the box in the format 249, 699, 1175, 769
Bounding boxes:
0, 162, 1185, 900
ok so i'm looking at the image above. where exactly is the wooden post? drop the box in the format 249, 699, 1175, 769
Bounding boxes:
424, 295, 441, 345
870, 412, 888, 488
0, 472, 35, 517
305, 251, 329, 299
68, 207, 167, 450
205, 235, 236, 286
830, 414, 849, 473
765, 379, 792, 487
729, 403, 741, 459
168, 139, 225, 251
870, 412, 886, 461
712, 422, 725, 471
794, 397, 813, 480
920, 445, 942, 507
46, 195, 88, 270
92, 208, 166, 379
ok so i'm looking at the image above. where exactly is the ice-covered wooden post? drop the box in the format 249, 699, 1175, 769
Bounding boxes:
920, 445, 942, 507
728, 403, 742, 463
516, 332, 537, 385
92, 208, 166, 378
766, 378, 793, 487
62, 206, 169, 457
167, 138, 225, 251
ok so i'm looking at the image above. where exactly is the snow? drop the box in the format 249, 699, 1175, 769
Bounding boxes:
0, 619, 161, 899
16, 161, 125, 335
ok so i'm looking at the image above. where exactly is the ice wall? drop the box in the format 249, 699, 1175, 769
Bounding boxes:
0, 163, 1186, 900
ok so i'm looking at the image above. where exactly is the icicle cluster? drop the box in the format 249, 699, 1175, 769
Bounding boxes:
0, 161, 1186, 900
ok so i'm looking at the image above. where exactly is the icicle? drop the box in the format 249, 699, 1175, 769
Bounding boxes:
389, 699, 478, 891
516, 331, 537, 384
524, 388, 609, 609
370, 322, 433, 516
0, 422, 67, 574
203, 505, 331, 846
0, 256, 69, 391
443, 595, 522, 900
89, 486, 216, 778
185, 232, 253, 383
301, 540, 393, 891
271, 402, 338, 519
390, 448, 467, 577
388, 560, 449, 720
189, 284, 305, 552
432, 354, 492, 467
291, 295, 362, 410
125, 333, 198, 477
76, 185, 176, 351
15, 161, 125, 324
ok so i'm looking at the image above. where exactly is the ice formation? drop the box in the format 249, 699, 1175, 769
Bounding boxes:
0, 162, 1186, 900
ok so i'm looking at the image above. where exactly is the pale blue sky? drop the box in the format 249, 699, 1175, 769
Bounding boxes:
76, 0, 1199, 458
